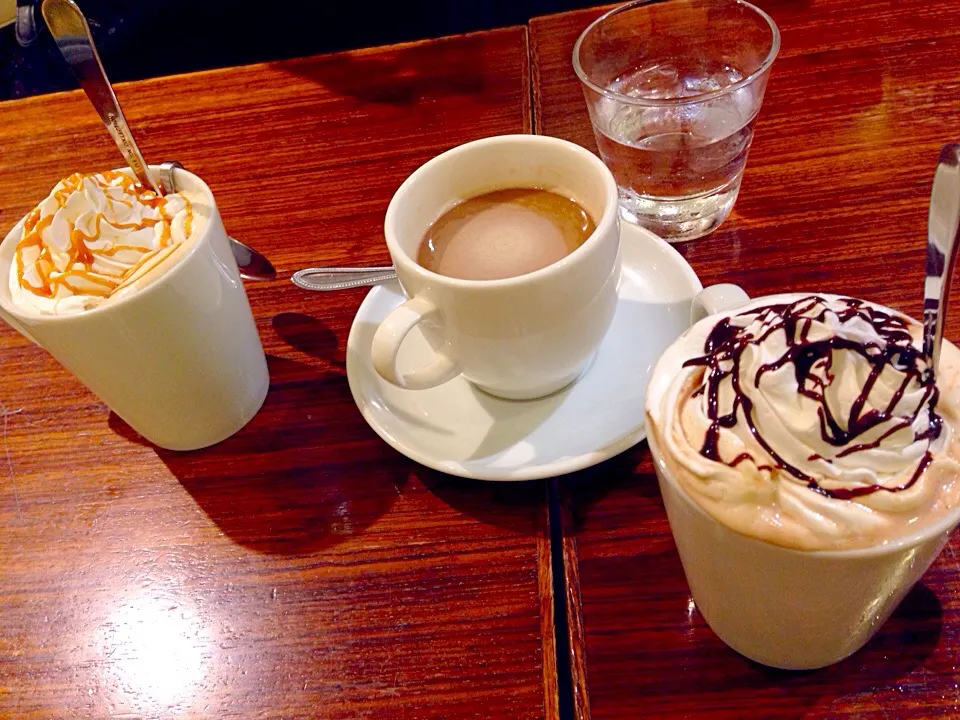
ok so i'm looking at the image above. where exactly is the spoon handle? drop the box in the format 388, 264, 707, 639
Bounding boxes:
291, 267, 397, 292
42, 0, 161, 194
923, 143, 960, 371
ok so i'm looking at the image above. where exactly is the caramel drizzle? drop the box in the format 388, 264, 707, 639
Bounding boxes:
682, 296, 941, 500
15, 171, 193, 300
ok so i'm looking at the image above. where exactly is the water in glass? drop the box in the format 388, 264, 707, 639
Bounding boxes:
591, 60, 758, 240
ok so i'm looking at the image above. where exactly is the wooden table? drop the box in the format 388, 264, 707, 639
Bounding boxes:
531, 1, 960, 717
4, 3, 960, 717
0, 28, 562, 719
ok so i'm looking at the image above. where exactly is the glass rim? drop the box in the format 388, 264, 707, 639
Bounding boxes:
572, 0, 781, 107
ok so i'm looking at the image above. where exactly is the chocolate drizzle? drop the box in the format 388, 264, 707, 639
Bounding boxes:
682, 296, 942, 500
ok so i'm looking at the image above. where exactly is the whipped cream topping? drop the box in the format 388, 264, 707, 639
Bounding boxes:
10, 171, 194, 315
648, 295, 960, 550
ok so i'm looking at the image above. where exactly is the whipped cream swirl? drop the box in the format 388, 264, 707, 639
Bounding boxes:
10, 171, 194, 315
650, 295, 960, 550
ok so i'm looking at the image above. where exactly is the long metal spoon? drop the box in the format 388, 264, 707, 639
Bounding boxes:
41, 0, 276, 281
292, 266, 398, 292
923, 143, 960, 374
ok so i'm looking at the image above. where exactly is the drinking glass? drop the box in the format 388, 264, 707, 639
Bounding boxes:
574, 0, 780, 241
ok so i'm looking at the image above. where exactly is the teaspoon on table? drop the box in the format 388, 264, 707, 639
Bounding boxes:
923, 143, 960, 374
41, 0, 276, 282
291, 266, 398, 291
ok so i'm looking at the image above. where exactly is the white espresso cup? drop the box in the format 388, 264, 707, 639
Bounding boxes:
0, 166, 269, 451
646, 286, 960, 670
371, 134, 621, 401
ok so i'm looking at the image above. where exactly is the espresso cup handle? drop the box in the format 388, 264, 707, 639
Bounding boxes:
371, 296, 460, 390
690, 284, 751, 324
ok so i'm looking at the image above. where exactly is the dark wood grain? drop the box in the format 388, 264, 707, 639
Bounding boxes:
532, 1, 960, 718
0, 28, 558, 719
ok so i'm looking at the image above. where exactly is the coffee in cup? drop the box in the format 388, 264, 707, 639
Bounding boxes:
9, 170, 197, 315
645, 288, 960, 669
0, 166, 269, 451
371, 134, 621, 401
416, 188, 596, 281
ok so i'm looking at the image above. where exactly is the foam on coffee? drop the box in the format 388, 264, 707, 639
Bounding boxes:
9, 170, 202, 315
417, 188, 595, 281
646, 294, 960, 551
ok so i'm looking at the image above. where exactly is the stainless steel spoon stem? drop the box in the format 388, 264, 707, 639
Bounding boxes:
923, 143, 960, 373
38, 9, 277, 283
42, 0, 160, 194
292, 267, 397, 292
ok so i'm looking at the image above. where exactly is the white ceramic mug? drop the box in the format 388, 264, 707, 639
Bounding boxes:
0, 166, 269, 451
647, 286, 960, 669
370, 134, 621, 401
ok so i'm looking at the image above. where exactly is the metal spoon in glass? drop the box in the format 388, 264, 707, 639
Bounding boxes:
41, 0, 275, 281
923, 143, 960, 375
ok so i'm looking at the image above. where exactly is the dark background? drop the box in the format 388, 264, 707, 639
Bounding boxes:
1, 0, 596, 101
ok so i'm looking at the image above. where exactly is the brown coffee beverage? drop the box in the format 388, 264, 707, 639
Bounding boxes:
417, 188, 596, 281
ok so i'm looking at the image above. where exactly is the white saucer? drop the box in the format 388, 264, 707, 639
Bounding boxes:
345, 223, 702, 481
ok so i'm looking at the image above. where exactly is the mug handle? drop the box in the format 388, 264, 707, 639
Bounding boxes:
690, 283, 751, 324
371, 296, 460, 390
